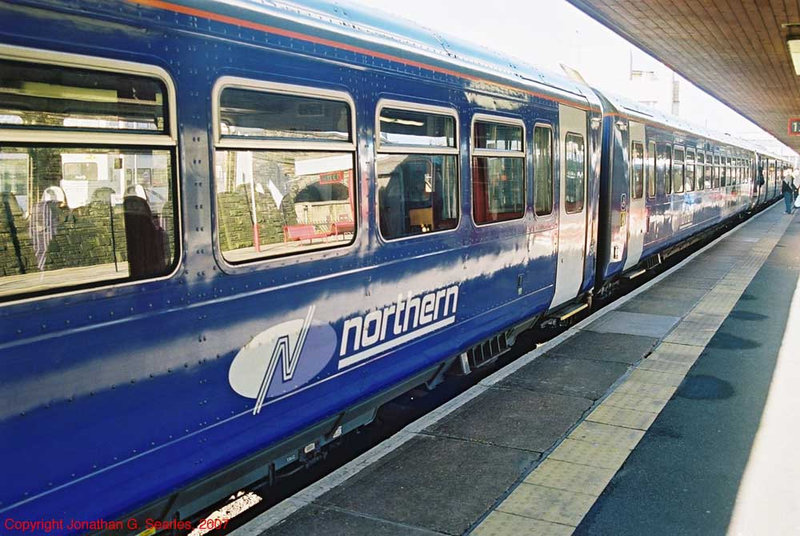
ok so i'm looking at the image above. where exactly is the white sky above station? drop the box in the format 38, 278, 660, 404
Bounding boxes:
354, 0, 797, 160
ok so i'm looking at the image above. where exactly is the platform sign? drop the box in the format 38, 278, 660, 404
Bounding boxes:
789, 118, 800, 136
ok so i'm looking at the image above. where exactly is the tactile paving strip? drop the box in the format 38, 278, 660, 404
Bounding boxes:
470, 206, 794, 535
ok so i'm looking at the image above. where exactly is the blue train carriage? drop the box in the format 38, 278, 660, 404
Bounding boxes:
594, 91, 775, 293
0, 0, 603, 531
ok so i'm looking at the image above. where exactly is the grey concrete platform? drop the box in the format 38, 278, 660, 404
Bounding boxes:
235, 203, 797, 536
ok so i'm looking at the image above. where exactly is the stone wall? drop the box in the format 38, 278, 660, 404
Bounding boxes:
217, 189, 298, 252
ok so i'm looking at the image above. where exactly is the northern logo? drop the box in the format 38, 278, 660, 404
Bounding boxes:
228, 285, 459, 415
228, 306, 337, 415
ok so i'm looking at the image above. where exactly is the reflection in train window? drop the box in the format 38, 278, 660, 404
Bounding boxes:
656, 143, 670, 196
685, 149, 695, 192
673, 147, 684, 193
0, 60, 176, 300
377, 106, 459, 239
564, 132, 585, 213
533, 125, 554, 216
721, 156, 728, 187
219, 88, 350, 142
647, 141, 656, 198
0, 59, 167, 133
665, 145, 673, 195
697, 152, 705, 190
631, 142, 644, 200
472, 119, 525, 224
215, 83, 355, 262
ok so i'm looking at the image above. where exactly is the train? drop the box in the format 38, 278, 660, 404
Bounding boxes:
0, 0, 791, 533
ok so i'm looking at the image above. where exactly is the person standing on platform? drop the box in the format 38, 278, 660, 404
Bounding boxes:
781, 175, 794, 214
793, 168, 800, 201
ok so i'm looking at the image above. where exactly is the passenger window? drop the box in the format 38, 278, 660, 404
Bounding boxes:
685, 149, 695, 192
533, 125, 554, 216
721, 157, 728, 187
215, 83, 356, 262
376, 105, 459, 239
630, 142, 644, 199
713, 156, 721, 188
656, 143, 668, 196
665, 145, 673, 194
647, 141, 656, 198
673, 147, 685, 193
564, 133, 585, 213
696, 152, 705, 190
472, 119, 525, 224
0, 57, 177, 301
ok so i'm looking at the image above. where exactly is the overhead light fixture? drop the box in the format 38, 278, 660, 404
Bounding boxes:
788, 38, 800, 75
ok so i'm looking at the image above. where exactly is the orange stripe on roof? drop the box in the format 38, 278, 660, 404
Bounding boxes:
127, 0, 593, 111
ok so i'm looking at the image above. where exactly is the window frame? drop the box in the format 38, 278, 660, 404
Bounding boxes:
533, 122, 555, 217
211, 76, 358, 266
673, 145, 685, 193
697, 151, 705, 190
664, 144, 673, 195
0, 44, 181, 304
630, 140, 645, 200
374, 99, 461, 242
563, 131, 587, 214
685, 148, 695, 192
213, 77, 356, 152
646, 140, 656, 199
470, 113, 526, 226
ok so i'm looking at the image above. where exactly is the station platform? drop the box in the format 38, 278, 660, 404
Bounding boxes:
230, 202, 800, 536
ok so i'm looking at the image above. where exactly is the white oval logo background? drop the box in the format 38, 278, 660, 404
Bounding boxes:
229, 318, 337, 402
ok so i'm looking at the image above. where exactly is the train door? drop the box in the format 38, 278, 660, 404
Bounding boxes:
551, 105, 588, 308
623, 121, 646, 271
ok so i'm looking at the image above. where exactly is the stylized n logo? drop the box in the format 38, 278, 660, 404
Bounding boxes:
252, 306, 315, 415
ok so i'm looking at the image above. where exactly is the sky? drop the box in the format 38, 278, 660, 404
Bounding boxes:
352, 0, 797, 160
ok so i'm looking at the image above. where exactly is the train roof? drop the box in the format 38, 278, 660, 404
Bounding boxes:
600, 91, 744, 149
209, 0, 597, 105
598, 90, 792, 160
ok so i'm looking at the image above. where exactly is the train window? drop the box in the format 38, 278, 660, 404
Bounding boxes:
713, 155, 721, 188
696, 152, 705, 190
664, 145, 673, 194
0, 59, 167, 133
376, 103, 459, 239
631, 142, 644, 199
472, 118, 525, 224
533, 125, 553, 216
656, 143, 669, 196
0, 53, 177, 301
673, 147, 685, 193
647, 141, 656, 198
722, 157, 729, 187
214, 80, 356, 262
685, 149, 695, 192
219, 88, 350, 142
564, 133, 585, 213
